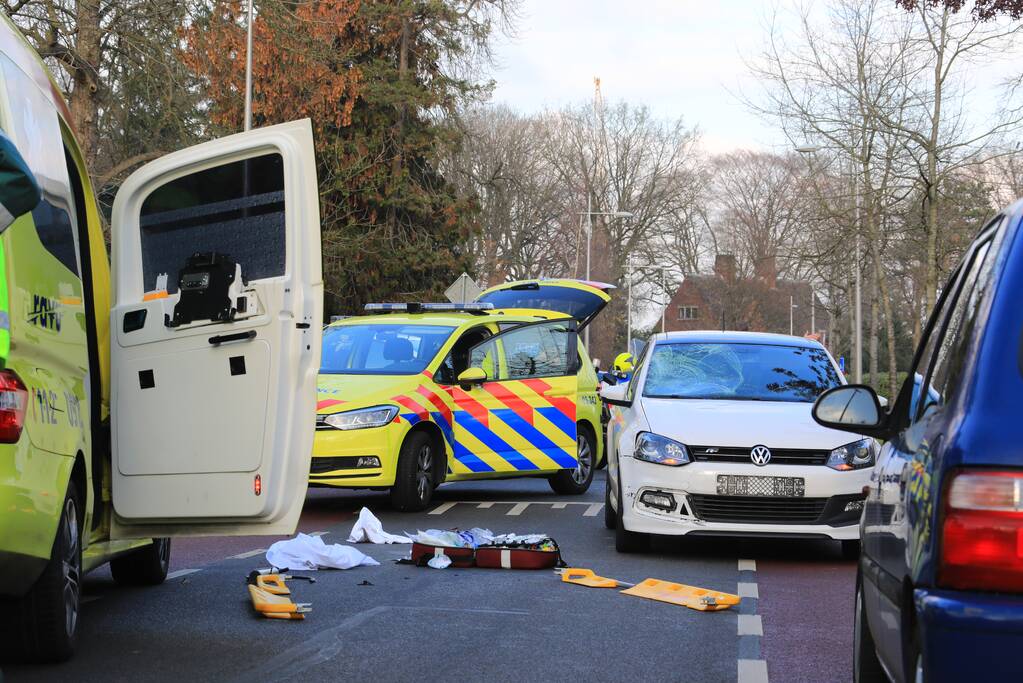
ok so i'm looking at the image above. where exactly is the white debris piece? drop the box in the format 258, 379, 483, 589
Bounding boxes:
347, 507, 412, 544
427, 554, 452, 569
266, 532, 380, 570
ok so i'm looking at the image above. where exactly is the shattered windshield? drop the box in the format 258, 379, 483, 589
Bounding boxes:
642, 342, 842, 403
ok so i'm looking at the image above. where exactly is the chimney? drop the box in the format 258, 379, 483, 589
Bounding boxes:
714, 254, 736, 282
755, 255, 777, 289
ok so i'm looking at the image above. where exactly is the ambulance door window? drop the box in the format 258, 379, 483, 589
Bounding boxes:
469, 320, 575, 381
0, 54, 79, 276
138, 154, 285, 294
435, 325, 492, 384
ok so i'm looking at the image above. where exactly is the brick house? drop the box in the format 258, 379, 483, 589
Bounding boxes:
664, 255, 829, 342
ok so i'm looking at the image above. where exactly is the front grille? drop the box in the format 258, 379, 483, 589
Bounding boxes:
688, 494, 828, 524
689, 445, 829, 466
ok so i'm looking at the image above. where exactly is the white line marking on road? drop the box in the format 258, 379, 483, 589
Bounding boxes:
738, 559, 757, 572
229, 548, 267, 560
477, 502, 494, 509
167, 568, 201, 580
428, 502, 458, 515
507, 502, 530, 516
552, 503, 567, 509
737, 582, 759, 599
583, 503, 604, 517
738, 659, 769, 683
310, 531, 329, 537
738, 614, 763, 636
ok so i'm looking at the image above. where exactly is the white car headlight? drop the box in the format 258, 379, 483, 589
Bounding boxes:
826, 438, 878, 471
323, 405, 399, 431
634, 432, 690, 466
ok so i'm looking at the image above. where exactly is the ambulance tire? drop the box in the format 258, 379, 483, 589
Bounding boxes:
548, 426, 595, 495
0, 484, 82, 663
110, 538, 171, 586
391, 430, 436, 512
603, 473, 616, 530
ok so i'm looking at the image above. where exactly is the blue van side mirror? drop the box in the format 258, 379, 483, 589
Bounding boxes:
0, 132, 41, 233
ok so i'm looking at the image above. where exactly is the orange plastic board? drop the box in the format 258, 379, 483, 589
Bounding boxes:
620, 579, 741, 611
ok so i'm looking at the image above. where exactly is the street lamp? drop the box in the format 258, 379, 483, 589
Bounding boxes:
578, 197, 633, 350
796, 144, 861, 381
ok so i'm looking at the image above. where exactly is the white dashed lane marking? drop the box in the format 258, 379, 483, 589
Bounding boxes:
738, 659, 769, 683
737, 582, 759, 599
228, 548, 267, 560
737, 558, 768, 683
167, 568, 202, 580
427, 501, 603, 516
738, 614, 763, 636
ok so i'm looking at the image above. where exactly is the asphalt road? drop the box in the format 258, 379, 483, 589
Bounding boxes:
4, 473, 855, 683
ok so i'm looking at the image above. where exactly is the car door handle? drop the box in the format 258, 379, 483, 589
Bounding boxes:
209, 330, 257, 346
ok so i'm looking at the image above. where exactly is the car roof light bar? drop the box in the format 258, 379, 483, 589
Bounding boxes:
364, 302, 495, 315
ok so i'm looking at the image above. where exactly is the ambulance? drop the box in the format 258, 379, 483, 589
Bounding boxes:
0, 18, 322, 662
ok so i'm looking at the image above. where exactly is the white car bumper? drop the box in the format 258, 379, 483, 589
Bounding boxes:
618, 457, 869, 541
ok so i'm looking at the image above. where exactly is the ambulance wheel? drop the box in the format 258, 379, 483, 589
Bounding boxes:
615, 476, 648, 553
603, 473, 616, 530
548, 426, 595, 495
0, 484, 82, 663
110, 538, 171, 586
391, 430, 436, 512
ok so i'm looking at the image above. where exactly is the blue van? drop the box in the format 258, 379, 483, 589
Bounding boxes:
812, 200, 1023, 682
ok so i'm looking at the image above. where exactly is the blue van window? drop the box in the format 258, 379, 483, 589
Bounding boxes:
920, 239, 995, 416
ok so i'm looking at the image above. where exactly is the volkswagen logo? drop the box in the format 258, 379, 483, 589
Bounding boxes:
750, 445, 772, 466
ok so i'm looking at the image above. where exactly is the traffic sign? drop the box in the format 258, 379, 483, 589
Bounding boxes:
445, 273, 483, 304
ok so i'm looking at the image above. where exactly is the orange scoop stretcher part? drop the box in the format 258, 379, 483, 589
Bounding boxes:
557, 567, 740, 611
255, 574, 291, 595
248, 583, 311, 619
620, 579, 741, 611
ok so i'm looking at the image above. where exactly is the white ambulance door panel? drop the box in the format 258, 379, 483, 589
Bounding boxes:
110, 119, 323, 538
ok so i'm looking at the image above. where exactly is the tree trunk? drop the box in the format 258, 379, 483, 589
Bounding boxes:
68, 0, 103, 168
868, 267, 879, 390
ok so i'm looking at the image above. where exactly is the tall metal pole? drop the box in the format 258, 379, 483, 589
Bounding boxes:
244, 0, 254, 131
626, 255, 632, 353
585, 193, 592, 351
661, 267, 666, 334
790, 295, 794, 336
811, 290, 815, 337
852, 165, 862, 383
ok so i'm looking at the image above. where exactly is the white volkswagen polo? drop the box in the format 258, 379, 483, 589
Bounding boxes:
601, 331, 875, 555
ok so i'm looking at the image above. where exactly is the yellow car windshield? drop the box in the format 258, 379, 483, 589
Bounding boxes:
321, 323, 455, 375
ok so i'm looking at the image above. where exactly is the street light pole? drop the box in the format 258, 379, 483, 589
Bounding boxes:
626, 254, 632, 353
244, 0, 254, 131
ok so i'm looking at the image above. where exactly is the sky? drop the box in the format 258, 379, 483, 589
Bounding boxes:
485, 0, 1023, 155
487, 0, 787, 153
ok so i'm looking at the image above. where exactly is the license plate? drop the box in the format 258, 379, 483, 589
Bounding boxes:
716, 475, 805, 498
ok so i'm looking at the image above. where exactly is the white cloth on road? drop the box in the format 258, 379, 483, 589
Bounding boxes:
266, 533, 380, 570
346, 507, 411, 544
427, 554, 452, 569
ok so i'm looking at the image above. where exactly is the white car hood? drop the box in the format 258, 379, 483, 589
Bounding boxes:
639, 397, 859, 450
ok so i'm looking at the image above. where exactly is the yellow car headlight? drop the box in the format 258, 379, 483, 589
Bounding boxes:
323, 405, 399, 431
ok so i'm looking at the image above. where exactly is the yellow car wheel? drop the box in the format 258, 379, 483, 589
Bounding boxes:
548, 425, 595, 495
390, 430, 437, 512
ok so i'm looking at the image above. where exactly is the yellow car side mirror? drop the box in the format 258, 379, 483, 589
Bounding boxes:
457, 367, 487, 389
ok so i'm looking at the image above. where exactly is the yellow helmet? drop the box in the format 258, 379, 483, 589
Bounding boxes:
613, 352, 634, 374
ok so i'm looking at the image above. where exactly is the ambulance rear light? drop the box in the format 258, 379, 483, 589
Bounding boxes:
0, 370, 28, 443
939, 470, 1023, 593
364, 303, 494, 314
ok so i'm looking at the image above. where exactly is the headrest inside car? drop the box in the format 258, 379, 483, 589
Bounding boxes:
383, 337, 414, 362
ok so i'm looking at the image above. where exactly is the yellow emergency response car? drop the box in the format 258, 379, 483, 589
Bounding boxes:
311, 280, 611, 511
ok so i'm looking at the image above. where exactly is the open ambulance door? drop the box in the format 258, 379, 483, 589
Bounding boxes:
109, 120, 323, 539
475, 279, 613, 329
